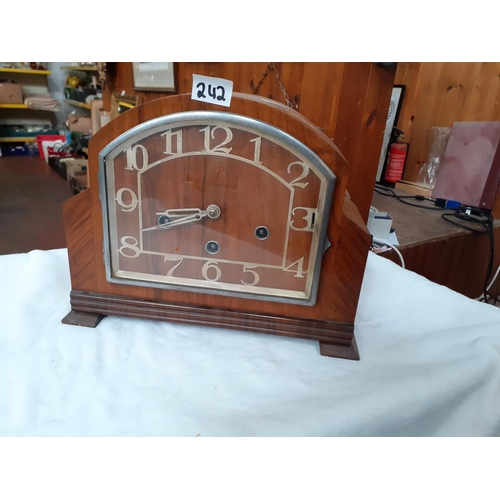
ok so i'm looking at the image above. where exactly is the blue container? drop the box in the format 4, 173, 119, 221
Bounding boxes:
1, 142, 39, 156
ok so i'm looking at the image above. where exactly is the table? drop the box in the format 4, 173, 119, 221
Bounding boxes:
1, 248, 500, 436
371, 190, 500, 298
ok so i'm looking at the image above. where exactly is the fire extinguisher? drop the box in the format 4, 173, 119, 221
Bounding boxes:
384, 130, 409, 186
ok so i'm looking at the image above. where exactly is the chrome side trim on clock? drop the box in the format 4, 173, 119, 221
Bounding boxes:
98, 111, 336, 306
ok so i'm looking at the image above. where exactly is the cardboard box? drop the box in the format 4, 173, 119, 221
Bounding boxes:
65, 158, 88, 178
0, 82, 23, 104
69, 171, 88, 194
67, 114, 92, 134
66, 158, 88, 194
48, 155, 83, 180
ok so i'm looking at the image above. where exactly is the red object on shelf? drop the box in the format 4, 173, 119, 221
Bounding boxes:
36, 135, 66, 162
384, 142, 408, 183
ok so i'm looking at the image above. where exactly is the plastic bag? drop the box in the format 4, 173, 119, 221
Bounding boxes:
417, 127, 451, 188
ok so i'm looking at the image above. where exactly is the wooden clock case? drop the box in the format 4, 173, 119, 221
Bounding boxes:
62, 92, 371, 360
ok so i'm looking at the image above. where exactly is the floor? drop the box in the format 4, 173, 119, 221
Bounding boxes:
0, 155, 73, 255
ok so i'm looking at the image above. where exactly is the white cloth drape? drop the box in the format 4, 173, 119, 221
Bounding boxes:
1, 248, 499, 436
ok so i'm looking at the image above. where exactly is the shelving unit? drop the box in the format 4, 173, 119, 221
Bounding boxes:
0, 137, 37, 143
64, 99, 91, 110
0, 104, 29, 109
0, 68, 51, 76
60, 64, 107, 141
60, 65, 98, 72
0, 65, 58, 152
61, 65, 101, 114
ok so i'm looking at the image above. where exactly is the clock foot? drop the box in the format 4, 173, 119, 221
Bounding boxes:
61, 310, 105, 328
319, 336, 359, 360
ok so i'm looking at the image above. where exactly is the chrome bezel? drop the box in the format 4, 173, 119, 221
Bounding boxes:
99, 111, 336, 306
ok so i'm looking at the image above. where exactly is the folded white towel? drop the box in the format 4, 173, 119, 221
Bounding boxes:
24, 94, 60, 111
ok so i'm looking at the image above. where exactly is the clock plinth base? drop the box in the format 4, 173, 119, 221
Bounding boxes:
319, 336, 359, 360
64, 290, 359, 360
62, 310, 105, 328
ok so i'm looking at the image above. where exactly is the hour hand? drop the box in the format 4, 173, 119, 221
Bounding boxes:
142, 204, 221, 231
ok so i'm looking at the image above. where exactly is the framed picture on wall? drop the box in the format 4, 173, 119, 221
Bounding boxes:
132, 62, 176, 92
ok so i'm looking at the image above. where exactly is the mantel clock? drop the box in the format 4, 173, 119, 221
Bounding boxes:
62, 93, 371, 360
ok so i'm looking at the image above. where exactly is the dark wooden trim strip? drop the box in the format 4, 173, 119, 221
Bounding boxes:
68, 290, 355, 346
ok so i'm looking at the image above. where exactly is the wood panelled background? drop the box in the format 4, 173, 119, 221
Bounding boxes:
103, 62, 396, 221
395, 62, 500, 182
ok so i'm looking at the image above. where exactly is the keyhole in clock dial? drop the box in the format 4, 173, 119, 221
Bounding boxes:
255, 226, 269, 240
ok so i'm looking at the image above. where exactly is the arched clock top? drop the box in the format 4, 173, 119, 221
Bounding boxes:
90, 93, 349, 185
98, 111, 335, 188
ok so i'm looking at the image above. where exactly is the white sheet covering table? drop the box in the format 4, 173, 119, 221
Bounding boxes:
1, 248, 499, 436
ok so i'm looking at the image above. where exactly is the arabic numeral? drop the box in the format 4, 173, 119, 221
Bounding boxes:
250, 136, 262, 164
119, 236, 140, 258
199, 125, 233, 154
196, 82, 226, 102
196, 82, 206, 98
287, 161, 309, 189
284, 257, 306, 278
241, 265, 260, 286
116, 188, 138, 212
290, 207, 316, 232
201, 261, 222, 282
125, 145, 148, 171
161, 129, 183, 155
216, 86, 226, 102
164, 255, 184, 276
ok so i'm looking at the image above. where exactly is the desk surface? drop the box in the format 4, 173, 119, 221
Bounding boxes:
371, 190, 500, 249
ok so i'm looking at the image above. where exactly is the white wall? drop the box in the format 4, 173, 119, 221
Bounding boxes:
47, 62, 74, 130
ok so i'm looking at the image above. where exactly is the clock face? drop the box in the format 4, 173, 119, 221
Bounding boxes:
99, 111, 335, 305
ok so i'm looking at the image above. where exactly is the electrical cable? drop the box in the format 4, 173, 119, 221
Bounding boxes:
495, 263, 500, 304
372, 237, 405, 269
475, 263, 500, 301
440, 208, 496, 305
374, 185, 445, 211
374, 185, 497, 305
488, 264, 500, 291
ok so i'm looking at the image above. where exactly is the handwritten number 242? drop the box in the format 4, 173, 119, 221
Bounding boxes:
197, 82, 226, 102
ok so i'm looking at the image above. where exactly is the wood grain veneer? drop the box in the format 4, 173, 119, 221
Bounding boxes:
63, 93, 372, 359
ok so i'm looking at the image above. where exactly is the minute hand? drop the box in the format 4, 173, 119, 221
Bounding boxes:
162, 209, 207, 229
143, 204, 221, 232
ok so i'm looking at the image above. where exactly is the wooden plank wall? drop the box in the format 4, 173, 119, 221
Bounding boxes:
102, 62, 396, 221
395, 62, 500, 182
